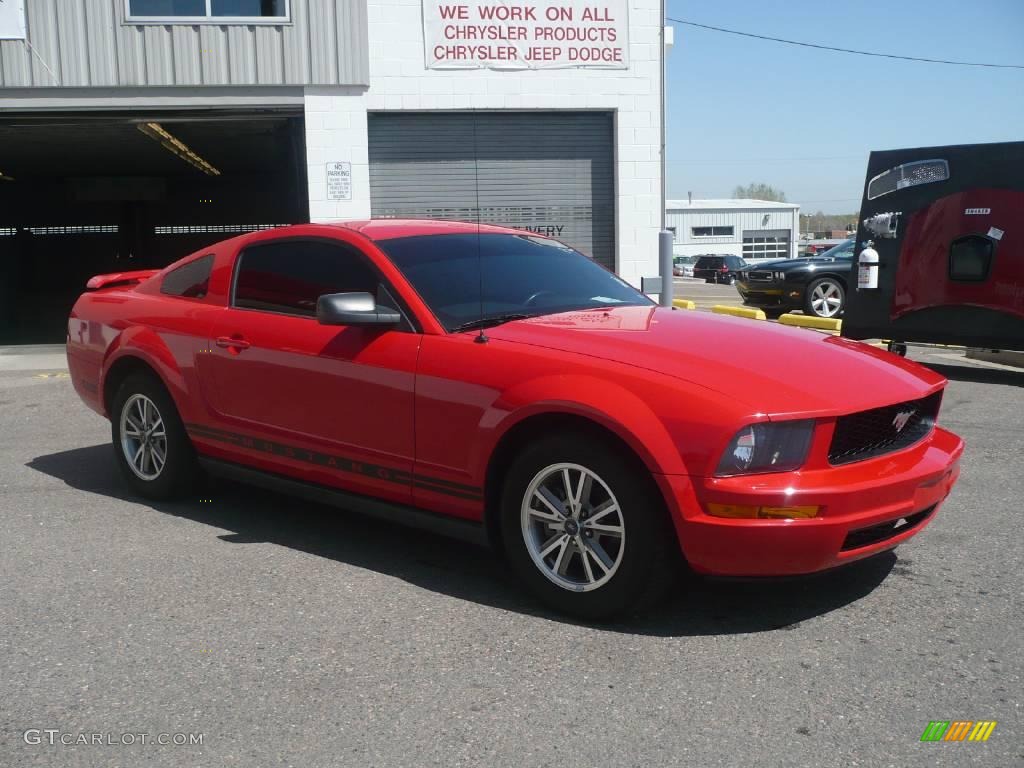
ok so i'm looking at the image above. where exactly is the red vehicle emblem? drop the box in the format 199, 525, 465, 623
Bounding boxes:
892, 410, 914, 433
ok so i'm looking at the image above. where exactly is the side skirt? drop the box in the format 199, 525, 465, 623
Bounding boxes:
198, 456, 490, 548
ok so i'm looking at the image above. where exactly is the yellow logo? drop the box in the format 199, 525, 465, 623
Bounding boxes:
920, 721, 997, 742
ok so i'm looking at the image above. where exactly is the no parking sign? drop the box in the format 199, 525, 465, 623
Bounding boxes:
0, 0, 26, 40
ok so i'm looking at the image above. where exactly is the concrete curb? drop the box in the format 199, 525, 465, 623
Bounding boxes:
778, 313, 842, 332
711, 305, 766, 321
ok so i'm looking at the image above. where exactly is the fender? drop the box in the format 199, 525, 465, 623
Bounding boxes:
100, 325, 189, 418
476, 374, 690, 480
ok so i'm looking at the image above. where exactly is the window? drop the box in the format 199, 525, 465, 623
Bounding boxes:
162, 254, 213, 299
692, 226, 734, 238
949, 235, 995, 282
234, 240, 379, 317
126, 0, 288, 22
379, 234, 650, 332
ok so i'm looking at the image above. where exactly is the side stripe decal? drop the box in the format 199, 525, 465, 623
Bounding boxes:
184, 423, 483, 500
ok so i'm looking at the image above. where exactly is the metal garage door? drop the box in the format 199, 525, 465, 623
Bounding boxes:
742, 229, 791, 261
368, 112, 616, 269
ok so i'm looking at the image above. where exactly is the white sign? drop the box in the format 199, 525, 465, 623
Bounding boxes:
423, 1, 629, 70
326, 162, 353, 201
0, 0, 27, 40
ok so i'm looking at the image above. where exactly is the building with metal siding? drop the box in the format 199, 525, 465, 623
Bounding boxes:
0, 0, 369, 87
0, 0, 664, 343
666, 199, 801, 261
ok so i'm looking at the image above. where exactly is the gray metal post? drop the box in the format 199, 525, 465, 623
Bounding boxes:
659, 229, 674, 307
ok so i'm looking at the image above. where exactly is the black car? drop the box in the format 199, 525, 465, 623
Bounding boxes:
693, 254, 747, 284
735, 238, 855, 318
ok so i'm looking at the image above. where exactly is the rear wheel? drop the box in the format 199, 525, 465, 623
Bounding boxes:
500, 433, 676, 619
804, 277, 845, 318
111, 372, 200, 500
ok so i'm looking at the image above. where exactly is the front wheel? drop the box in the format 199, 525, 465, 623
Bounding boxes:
500, 434, 676, 619
111, 372, 200, 500
804, 277, 845, 318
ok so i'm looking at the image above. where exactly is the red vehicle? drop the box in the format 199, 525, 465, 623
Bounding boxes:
843, 141, 1024, 351
67, 220, 963, 618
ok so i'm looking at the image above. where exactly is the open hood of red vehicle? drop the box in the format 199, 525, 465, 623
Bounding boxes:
488, 306, 945, 419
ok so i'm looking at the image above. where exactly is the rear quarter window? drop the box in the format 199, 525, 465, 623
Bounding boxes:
161, 254, 213, 299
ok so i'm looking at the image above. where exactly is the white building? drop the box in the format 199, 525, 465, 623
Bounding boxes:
666, 199, 801, 261
0, 0, 664, 343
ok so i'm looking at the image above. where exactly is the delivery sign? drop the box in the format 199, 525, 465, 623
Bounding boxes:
423, 1, 629, 70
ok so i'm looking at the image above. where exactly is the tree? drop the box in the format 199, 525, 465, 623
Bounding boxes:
732, 183, 787, 202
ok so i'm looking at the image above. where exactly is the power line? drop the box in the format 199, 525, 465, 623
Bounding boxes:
669, 155, 866, 164
666, 18, 1024, 70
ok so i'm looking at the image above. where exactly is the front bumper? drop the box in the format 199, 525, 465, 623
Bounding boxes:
657, 426, 964, 576
735, 281, 802, 308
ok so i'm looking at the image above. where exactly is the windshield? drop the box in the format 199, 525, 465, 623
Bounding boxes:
695, 256, 724, 268
380, 233, 652, 332
817, 239, 855, 260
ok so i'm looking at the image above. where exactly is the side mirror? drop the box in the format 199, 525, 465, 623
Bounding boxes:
316, 292, 401, 326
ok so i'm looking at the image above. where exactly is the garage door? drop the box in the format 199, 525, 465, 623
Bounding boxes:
742, 229, 791, 261
368, 112, 616, 270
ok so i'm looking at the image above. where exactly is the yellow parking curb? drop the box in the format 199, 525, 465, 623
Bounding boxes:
672, 299, 696, 310
712, 305, 766, 321
778, 313, 842, 332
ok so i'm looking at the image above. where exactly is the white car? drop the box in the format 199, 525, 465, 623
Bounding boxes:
673, 256, 696, 278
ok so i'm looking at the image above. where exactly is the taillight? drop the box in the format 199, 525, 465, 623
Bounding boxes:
720, 266, 728, 272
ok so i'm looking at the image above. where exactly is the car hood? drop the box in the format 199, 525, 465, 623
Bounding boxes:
488, 306, 945, 419
772, 257, 853, 272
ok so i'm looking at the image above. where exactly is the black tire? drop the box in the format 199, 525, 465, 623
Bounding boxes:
500, 432, 677, 620
110, 371, 200, 500
803, 276, 845, 319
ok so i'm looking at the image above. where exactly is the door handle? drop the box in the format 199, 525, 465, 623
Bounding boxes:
215, 335, 251, 350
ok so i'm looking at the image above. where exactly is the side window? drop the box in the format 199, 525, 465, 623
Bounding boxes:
234, 240, 379, 316
161, 254, 213, 298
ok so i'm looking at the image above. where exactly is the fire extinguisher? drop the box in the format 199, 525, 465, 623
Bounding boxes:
858, 242, 879, 290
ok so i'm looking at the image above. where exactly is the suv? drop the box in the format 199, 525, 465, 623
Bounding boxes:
693, 254, 746, 285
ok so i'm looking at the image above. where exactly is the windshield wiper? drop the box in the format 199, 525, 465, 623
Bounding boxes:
451, 313, 535, 333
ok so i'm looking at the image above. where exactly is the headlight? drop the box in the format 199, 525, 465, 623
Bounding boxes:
715, 420, 815, 476
773, 271, 787, 280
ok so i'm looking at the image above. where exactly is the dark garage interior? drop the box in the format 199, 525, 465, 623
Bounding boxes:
0, 110, 308, 344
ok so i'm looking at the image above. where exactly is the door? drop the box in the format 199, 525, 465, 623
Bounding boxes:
200, 238, 420, 505
742, 229, 790, 262
842, 141, 1024, 350
368, 111, 617, 269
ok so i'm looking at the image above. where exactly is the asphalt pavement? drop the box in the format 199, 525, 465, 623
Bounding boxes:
0, 345, 1021, 767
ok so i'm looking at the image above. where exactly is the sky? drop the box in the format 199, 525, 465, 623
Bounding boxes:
664, 0, 1024, 213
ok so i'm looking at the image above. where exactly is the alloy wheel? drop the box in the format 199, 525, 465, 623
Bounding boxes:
520, 463, 626, 592
810, 280, 843, 318
120, 393, 167, 481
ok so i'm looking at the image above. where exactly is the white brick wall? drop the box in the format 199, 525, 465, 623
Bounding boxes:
305, 0, 663, 288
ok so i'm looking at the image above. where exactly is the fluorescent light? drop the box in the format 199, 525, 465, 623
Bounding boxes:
137, 122, 221, 176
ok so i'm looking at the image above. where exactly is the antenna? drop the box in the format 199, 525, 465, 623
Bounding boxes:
471, 112, 488, 344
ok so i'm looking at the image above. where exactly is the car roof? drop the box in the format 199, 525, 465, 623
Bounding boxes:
332, 219, 536, 241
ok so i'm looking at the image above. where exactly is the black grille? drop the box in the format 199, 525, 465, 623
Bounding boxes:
841, 506, 935, 551
828, 392, 942, 465
746, 270, 774, 281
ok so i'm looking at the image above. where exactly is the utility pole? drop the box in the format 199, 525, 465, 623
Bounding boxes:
658, 5, 674, 308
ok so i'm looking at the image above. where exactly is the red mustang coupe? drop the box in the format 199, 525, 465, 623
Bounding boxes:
67, 220, 963, 618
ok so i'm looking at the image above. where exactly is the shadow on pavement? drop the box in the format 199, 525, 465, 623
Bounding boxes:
920, 360, 1023, 388
29, 444, 896, 638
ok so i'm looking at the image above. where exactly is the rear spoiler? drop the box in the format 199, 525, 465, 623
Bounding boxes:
85, 269, 160, 291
